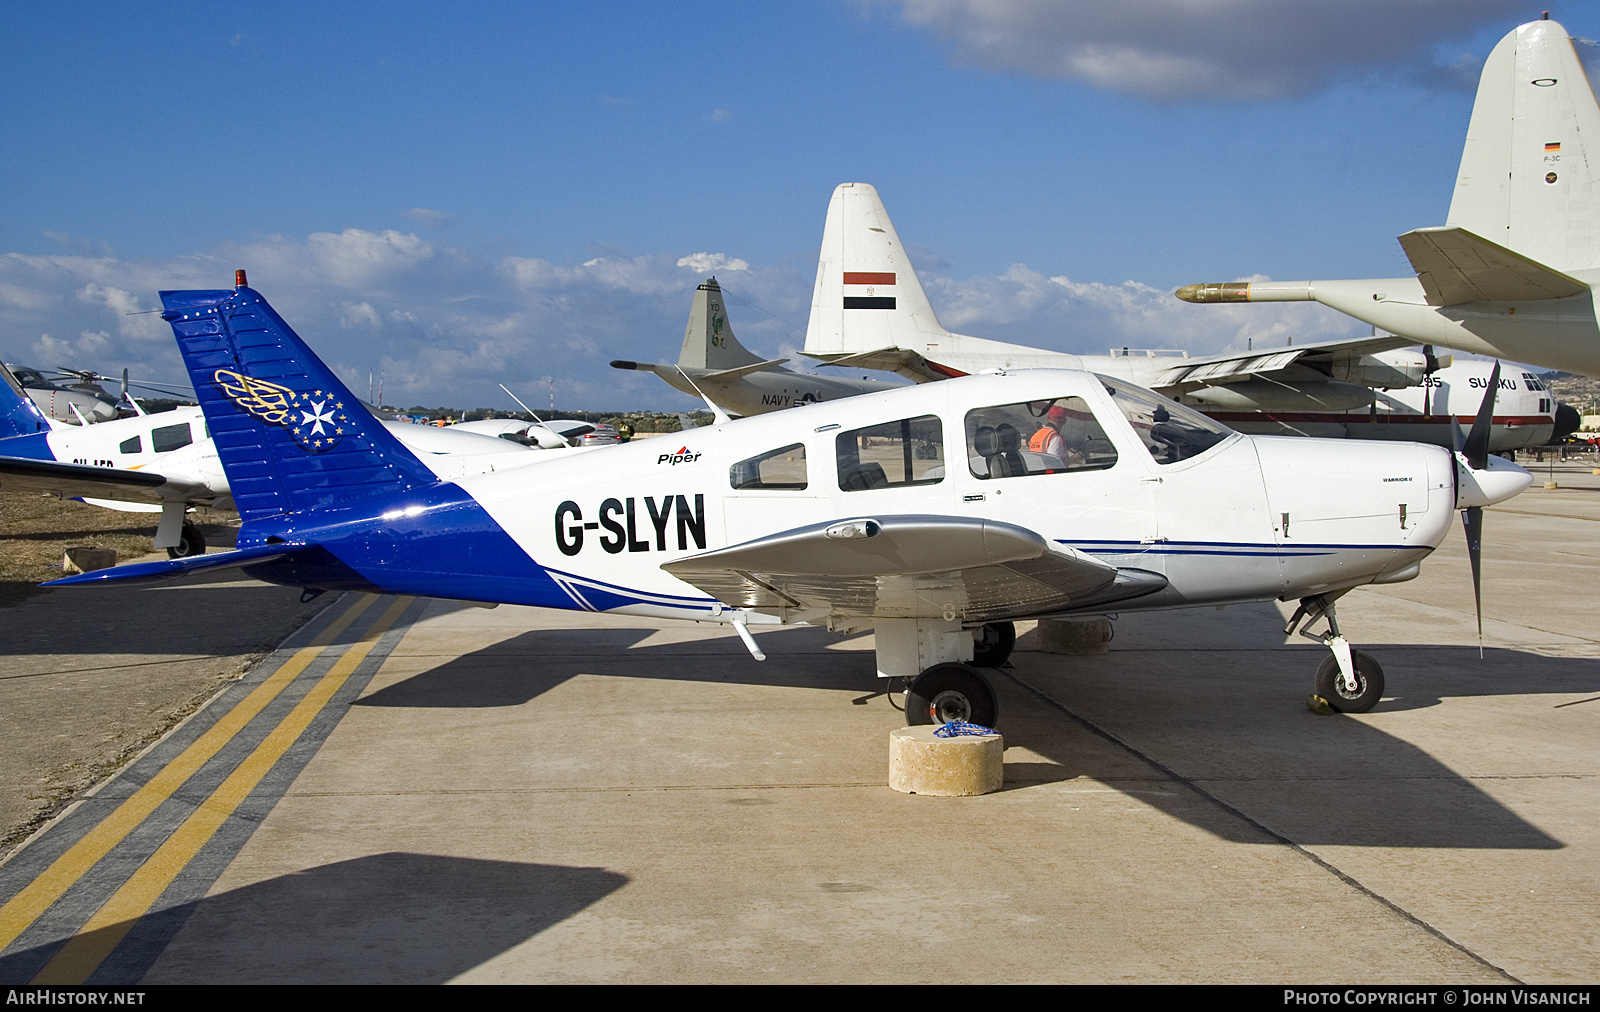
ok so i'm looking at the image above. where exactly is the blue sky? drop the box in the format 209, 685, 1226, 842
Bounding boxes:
1, 1, 1591, 410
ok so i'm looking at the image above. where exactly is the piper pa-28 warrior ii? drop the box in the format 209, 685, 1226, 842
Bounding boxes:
49, 276, 1533, 722
1178, 16, 1600, 380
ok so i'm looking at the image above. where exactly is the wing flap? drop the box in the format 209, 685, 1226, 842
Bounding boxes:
1399, 227, 1589, 305
663, 515, 1160, 622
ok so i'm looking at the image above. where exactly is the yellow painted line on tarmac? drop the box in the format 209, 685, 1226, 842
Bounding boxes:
0, 592, 378, 954
31, 595, 415, 985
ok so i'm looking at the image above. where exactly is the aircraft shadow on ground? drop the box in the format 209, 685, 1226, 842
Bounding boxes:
357, 620, 1581, 852
0, 853, 627, 985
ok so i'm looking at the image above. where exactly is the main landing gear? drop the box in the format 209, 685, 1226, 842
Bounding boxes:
166, 521, 206, 559
873, 617, 1008, 728
1285, 594, 1385, 713
906, 663, 1000, 727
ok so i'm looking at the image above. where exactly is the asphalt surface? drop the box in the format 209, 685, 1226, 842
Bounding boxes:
0, 462, 1595, 984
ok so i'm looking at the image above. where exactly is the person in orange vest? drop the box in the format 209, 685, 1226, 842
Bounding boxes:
1029, 405, 1067, 458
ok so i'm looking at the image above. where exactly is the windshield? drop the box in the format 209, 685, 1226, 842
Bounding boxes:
1096, 375, 1232, 464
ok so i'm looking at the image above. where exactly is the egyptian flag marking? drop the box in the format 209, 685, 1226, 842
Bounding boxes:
843, 271, 896, 309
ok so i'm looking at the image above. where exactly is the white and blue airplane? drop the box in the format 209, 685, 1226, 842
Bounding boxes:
48, 276, 1533, 720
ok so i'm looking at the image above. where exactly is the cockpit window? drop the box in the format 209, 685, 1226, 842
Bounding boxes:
731, 443, 808, 490
836, 415, 944, 490
1100, 378, 1231, 464
965, 397, 1117, 478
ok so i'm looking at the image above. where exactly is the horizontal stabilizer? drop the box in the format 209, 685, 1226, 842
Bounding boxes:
42, 543, 310, 587
700, 358, 789, 382
801, 347, 958, 383
1399, 227, 1588, 305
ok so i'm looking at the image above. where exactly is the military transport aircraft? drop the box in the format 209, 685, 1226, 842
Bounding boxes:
48, 276, 1533, 722
610, 276, 902, 416
801, 182, 1569, 452
0, 303, 561, 557
1177, 16, 1600, 380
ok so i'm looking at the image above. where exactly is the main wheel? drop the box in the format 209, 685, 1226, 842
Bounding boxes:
166, 521, 205, 559
1314, 651, 1385, 713
906, 663, 999, 727
971, 622, 1016, 668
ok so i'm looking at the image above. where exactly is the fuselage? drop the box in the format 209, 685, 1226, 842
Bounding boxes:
236, 371, 1462, 626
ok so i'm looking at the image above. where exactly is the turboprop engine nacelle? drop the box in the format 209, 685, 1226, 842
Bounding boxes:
1327, 349, 1441, 390
1177, 379, 1373, 413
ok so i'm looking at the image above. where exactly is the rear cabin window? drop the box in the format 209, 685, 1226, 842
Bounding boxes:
151, 422, 193, 453
965, 397, 1117, 478
836, 415, 944, 490
119, 435, 141, 454
730, 443, 808, 490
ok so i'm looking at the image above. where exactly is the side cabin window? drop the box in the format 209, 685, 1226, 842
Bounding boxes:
965, 397, 1117, 478
731, 443, 808, 490
151, 422, 193, 453
1102, 381, 1230, 464
119, 435, 142, 454
836, 415, 944, 490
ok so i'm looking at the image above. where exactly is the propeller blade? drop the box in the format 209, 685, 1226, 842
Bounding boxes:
1463, 361, 1499, 471
1462, 504, 1484, 656
1421, 345, 1436, 416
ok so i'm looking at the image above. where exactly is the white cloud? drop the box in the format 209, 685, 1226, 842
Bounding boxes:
339, 301, 382, 330
0, 227, 1368, 412
676, 252, 750, 273
404, 207, 451, 228
893, 0, 1525, 101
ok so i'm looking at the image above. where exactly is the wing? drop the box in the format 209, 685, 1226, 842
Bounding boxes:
1150, 334, 1418, 389
662, 514, 1166, 623
0, 455, 212, 506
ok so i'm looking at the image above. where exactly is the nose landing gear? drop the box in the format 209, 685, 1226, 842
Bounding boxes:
1286, 594, 1385, 713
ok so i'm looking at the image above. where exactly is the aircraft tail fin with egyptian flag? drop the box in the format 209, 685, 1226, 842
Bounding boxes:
804, 182, 953, 357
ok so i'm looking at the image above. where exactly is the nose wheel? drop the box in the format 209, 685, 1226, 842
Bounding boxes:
906, 663, 999, 727
1287, 594, 1385, 714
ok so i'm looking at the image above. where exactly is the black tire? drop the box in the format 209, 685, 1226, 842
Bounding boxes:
971, 622, 1016, 668
166, 521, 205, 560
1314, 651, 1385, 713
906, 663, 999, 727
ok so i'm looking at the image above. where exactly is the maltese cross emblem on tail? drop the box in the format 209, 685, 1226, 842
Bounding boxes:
214, 369, 351, 451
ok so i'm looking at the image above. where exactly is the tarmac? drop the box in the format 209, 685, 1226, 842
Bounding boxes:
0, 462, 1595, 984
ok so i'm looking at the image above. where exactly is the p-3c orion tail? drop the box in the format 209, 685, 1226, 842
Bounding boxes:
1175, 16, 1600, 377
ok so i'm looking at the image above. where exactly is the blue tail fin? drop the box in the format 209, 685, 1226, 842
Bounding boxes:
160, 278, 437, 523
0, 362, 52, 439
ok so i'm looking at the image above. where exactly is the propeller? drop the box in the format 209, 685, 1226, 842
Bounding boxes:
1453, 360, 1503, 654
1420, 344, 1441, 416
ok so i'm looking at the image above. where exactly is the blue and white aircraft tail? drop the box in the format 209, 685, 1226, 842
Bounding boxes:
0, 361, 55, 441
162, 273, 437, 523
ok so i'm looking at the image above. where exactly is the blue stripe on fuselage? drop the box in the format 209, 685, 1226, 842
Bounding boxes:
237, 479, 713, 614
